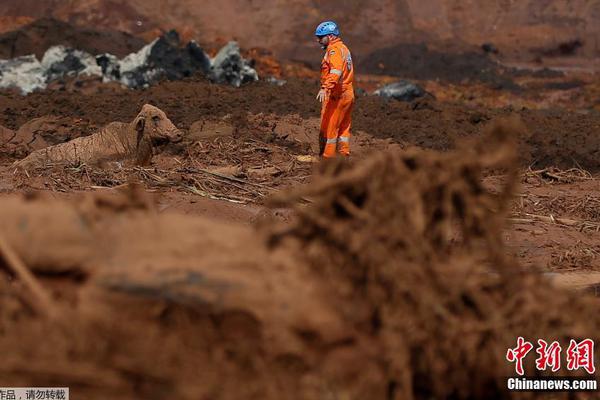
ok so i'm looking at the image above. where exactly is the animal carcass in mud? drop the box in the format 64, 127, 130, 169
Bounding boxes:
13, 104, 182, 170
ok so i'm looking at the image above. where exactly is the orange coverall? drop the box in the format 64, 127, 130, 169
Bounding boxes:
320, 37, 354, 158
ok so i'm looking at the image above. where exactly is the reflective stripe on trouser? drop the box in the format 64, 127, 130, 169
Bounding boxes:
319, 92, 354, 158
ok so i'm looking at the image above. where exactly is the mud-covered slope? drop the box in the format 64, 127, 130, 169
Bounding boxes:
1, 0, 599, 63
0, 17, 145, 59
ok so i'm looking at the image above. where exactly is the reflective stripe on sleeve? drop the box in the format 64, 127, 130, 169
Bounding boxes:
330, 69, 342, 76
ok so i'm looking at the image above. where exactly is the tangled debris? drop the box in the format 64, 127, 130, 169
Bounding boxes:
11, 122, 312, 204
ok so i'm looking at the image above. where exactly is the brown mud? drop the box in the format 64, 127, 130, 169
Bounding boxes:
2, 78, 600, 171
0, 20, 599, 397
358, 42, 522, 89
0, 115, 97, 158
0, 17, 146, 59
0, 122, 598, 399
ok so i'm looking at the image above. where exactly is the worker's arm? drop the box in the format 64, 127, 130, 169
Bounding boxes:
321, 48, 344, 91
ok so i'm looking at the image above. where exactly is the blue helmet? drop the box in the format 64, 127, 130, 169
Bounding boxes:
315, 21, 339, 37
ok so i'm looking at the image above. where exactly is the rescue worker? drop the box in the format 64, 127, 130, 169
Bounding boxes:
315, 21, 354, 158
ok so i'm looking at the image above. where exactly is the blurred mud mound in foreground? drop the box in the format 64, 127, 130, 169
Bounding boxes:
0, 119, 597, 399
269, 117, 600, 399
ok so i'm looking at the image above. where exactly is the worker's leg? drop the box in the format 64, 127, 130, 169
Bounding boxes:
319, 97, 342, 158
336, 93, 354, 157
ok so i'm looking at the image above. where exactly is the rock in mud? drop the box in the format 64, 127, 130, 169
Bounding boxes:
147, 31, 211, 80
374, 80, 425, 102
209, 41, 259, 87
481, 43, 499, 54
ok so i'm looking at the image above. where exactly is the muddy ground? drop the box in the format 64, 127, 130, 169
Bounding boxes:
1, 62, 600, 399
2, 76, 600, 170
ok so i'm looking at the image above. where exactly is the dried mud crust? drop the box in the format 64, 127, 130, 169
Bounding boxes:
0, 119, 598, 399
3, 78, 600, 170
505, 172, 600, 272
0, 115, 98, 158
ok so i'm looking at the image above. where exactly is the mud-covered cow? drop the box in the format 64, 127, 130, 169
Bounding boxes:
14, 104, 182, 169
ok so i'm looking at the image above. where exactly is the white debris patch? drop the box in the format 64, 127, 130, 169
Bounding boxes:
210, 41, 259, 87
41, 46, 102, 78
40, 46, 70, 69
0, 55, 47, 94
118, 39, 157, 74
0, 33, 258, 94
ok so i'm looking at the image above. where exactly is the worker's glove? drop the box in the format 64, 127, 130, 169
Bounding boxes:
316, 89, 328, 103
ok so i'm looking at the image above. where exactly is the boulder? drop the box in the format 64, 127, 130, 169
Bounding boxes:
374, 80, 425, 102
